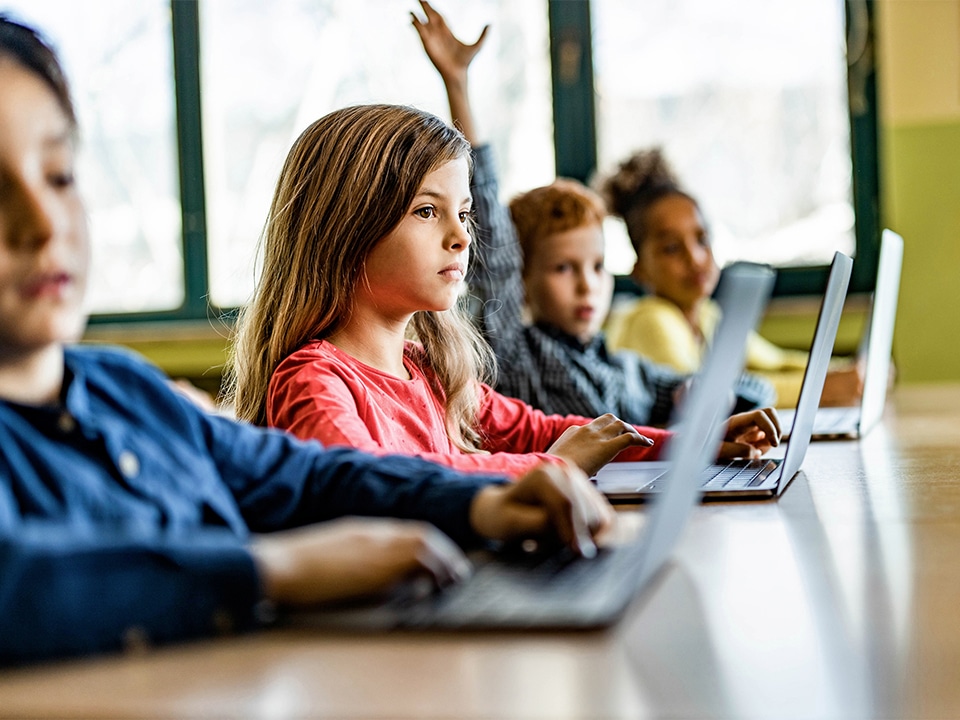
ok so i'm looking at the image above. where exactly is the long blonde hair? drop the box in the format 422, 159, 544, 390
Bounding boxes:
227, 104, 494, 452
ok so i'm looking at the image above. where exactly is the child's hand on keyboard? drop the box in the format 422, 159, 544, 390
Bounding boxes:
468, 461, 616, 559
718, 407, 782, 459
250, 518, 472, 607
545, 414, 656, 477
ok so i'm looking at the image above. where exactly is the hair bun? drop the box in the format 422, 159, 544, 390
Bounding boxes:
599, 147, 680, 219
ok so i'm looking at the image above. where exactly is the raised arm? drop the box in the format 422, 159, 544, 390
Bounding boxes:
411, 0, 487, 145
410, 4, 526, 353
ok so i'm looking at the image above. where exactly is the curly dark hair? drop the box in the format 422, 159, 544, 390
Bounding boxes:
597, 147, 696, 253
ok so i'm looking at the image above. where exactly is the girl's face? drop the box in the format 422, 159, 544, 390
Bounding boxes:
631, 194, 719, 314
522, 222, 612, 344
358, 156, 472, 321
0, 59, 89, 359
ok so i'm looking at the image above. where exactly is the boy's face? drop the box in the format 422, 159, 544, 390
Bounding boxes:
0, 59, 89, 359
522, 223, 612, 344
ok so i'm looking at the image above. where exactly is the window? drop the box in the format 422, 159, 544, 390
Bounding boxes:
5, 0, 182, 314
8, 0, 877, 321
199, 0, 553, 308
591, 0, 855, 276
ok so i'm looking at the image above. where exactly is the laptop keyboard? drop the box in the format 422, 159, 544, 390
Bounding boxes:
399, 541, 650, 628
637, 458, 778, 493
698, 459, 777, 489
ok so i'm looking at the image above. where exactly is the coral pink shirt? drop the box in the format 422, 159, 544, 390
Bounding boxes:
268, 340, 668, 477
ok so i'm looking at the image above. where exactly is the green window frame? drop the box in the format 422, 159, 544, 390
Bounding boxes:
549, 0, 881, 299
89, 0, 880, 325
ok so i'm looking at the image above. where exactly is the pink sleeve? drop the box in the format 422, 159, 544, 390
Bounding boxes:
268, 359, 383, 450
268, 356, 562, 479
476, 385, 671, 461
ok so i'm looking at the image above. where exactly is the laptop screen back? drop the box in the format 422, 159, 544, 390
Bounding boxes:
640, 263, 775, 566
775, 252, 853, 495
858, 230, 903, 434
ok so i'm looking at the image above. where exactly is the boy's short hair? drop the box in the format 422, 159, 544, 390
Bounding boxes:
508, 179, 607, 262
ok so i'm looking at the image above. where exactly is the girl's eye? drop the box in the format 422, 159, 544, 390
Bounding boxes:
458, 211, 471, 224
49, 171, 75, 189
594, 262, 606, 273
414, 206, 436, 219
553, 263, 571, 273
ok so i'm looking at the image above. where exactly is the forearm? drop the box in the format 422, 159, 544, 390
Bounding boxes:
212, 414, 503, 546
467, 145, 526, 350
443, 74, 479, 145
0, 526, 261, 665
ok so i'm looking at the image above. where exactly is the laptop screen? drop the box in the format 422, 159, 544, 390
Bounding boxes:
774, 251, 852, 494
858, 230, 903, 434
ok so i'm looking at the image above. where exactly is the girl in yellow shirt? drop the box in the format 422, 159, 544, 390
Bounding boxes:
600, 149, 860, 408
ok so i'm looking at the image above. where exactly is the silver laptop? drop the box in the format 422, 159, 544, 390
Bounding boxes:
285, 264, 774, 631
596, 251, 853, 501
779, 229, 903, 439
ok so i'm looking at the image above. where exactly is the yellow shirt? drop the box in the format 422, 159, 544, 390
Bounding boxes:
606, 296, 809, 407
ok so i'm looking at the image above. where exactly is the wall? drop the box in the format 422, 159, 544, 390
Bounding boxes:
876, 0, 960, 382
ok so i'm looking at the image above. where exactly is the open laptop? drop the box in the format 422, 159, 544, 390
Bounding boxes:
286, 264, 774, 631
779, 229, 903, 439
596, 251, 853, 502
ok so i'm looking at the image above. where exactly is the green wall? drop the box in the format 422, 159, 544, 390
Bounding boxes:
882, 121, 960, 382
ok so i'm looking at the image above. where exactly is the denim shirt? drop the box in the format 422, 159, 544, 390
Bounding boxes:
0, 346, 499, 664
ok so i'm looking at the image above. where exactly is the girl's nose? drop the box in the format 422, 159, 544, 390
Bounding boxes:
447, 218, 472, 251
9, 182, 55, 251
688, 240, 711, 268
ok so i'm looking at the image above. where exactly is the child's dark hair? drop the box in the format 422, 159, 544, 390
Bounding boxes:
0, 15, 75, 126
598, 148, 697, 253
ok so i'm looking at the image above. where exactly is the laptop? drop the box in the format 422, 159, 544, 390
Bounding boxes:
286, 264, 774, 631
779, 229, 903, 439
596, 251, 853, 502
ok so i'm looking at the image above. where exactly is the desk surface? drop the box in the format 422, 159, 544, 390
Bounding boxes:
3, 384, 960, 720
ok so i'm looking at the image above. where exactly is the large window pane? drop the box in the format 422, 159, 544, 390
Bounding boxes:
4, 0, 183, 313
200, 0, 553, 308
593, 0, 854, 274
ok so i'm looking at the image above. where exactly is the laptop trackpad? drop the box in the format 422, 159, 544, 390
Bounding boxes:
593, 461, 671, 492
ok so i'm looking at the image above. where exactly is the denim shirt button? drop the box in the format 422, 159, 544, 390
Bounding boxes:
57, 412, 76, 434
118, 450, 140, 479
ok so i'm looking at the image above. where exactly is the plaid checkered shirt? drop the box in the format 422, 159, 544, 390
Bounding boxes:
465, 144, 775, 426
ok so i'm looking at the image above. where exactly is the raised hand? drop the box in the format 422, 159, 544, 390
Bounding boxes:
410, 0, 487, 143
411, 0, 489, 85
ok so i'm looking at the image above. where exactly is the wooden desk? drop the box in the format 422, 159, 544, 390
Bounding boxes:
3, 384, 960, 719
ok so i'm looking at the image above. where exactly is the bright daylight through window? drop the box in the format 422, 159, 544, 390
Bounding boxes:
593, 0, 854, 274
